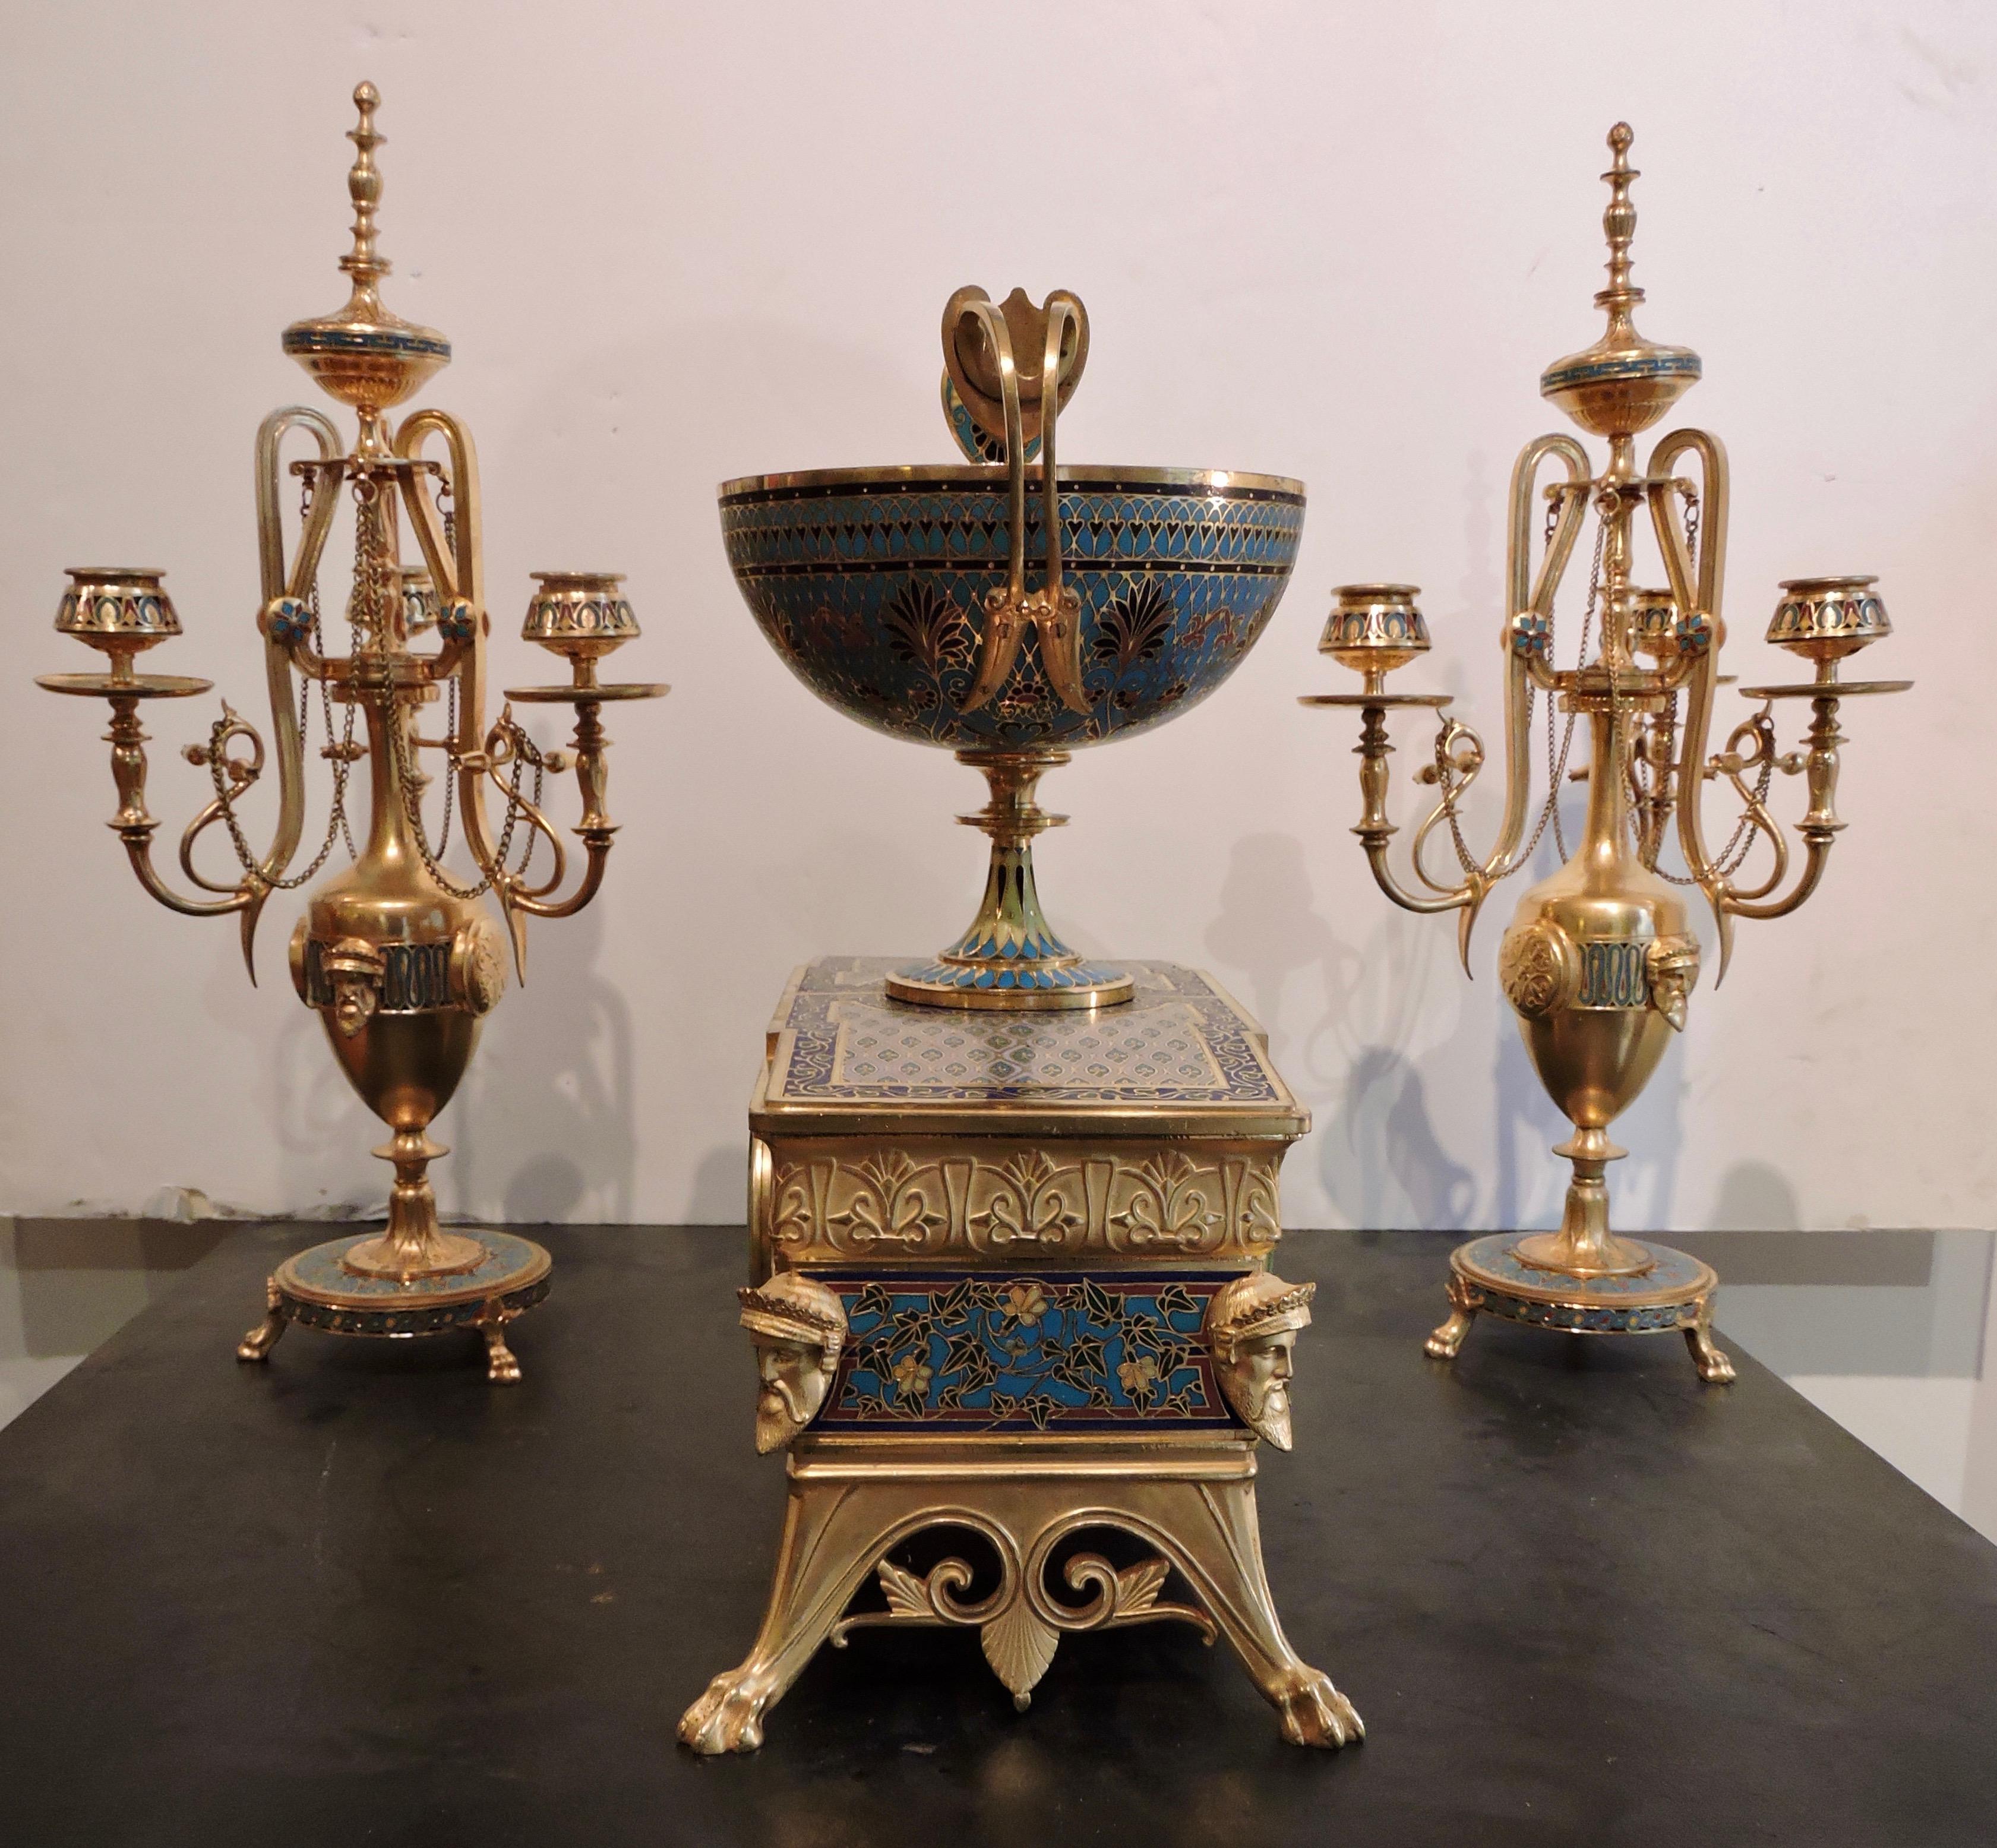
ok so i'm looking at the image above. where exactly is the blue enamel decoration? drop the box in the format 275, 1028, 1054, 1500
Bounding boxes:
719, 465, 1305, 753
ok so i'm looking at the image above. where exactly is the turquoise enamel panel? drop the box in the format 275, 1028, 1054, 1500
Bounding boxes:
817, 1268, 1244, 1433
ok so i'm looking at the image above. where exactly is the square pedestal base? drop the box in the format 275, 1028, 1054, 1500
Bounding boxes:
690, 959, 1354, 1751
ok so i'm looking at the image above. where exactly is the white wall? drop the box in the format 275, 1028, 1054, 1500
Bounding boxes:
2, 1, 1989, 1233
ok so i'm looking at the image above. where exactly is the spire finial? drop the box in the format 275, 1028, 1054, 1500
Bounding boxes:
282, 80, 450, 413
1538, 121, 1701, 438
1596, 121, 1642, 330
340, 81, 388, 293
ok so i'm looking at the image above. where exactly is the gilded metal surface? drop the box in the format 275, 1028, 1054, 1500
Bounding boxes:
1304, 124, 1907, 1379
759, 1139, 1287, 1268
680, 1443, 1360, 1751
688, 961, 1355, 1752
236, 1233, 551, 1384
40, 84, 662, 1376
721, 287, 1304, 1008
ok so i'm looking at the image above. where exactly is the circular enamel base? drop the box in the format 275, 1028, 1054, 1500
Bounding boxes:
270, 1230, 551, 1338
885, 959, 1136, 1011
1429, 1233, 1733, 1383
1451, 1233, 1715, 1333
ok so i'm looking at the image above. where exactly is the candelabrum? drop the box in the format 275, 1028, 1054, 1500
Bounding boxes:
1303, 125, 1907, 1381
38, 85, 665, 1381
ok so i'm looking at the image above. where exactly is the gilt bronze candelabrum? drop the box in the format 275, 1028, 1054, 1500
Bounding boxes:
39, 86, 663, 1381
1303, 125, 1907, 1380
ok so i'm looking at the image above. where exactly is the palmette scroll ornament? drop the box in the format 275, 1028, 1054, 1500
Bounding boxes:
39, 85, 663, 1379
1303, 124, 1908, 1381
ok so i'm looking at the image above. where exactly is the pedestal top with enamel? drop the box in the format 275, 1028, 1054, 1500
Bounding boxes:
754, 956, 1307, 1142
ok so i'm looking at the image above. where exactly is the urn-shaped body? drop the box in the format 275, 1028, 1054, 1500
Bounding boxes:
286, 699, 506, 1135
1496, 706, 1700, 1135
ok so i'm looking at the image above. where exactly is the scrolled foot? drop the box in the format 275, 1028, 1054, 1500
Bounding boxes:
1269, 1664, 1364, 1749
236, 1280, 287, 1363
1425, 1307, 1474, 1361
678, 1669, 773, 1755
1685, 1316, 1736, 1385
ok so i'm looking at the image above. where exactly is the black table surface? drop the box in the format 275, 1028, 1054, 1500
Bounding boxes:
3, 1224, 1994, 1847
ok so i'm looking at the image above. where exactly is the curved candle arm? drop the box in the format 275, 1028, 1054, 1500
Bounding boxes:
1648, 427, 1731, 902
251, 406, 344, 890
1710, 694, 1843, 926
392, 408, 506, 898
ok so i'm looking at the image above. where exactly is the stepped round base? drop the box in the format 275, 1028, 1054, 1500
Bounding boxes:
886, 957, 1135, 1010
1425, 1233, 1733, 1383
237, 1230, 551, 1383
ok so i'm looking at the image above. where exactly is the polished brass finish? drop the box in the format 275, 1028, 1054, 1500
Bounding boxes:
40, 85, 662, 1380
1305, 125, 1908, 1379
681, 960, 1360, 1753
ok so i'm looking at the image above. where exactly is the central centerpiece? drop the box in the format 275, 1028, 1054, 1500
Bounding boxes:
719, 286, 1305, 1006
686, 290, 1350, 1755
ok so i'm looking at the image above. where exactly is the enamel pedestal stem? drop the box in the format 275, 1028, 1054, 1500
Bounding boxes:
884, 748, 1135, 1009
1303, 124, 1908, 1382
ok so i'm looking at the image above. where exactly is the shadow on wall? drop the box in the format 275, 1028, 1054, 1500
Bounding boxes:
273, 972, 377, 1219
690, 1143, 749, 1227
456, 901, 639, 1226
1707, 1161, 1803, 1233
1205, 831, 1476, 1229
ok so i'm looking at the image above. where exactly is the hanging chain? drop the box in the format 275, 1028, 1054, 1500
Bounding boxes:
1636, 480, 1769, 884
201, 461, 552, 903
1504, 498, 1606, 875
388, 701, 546, 901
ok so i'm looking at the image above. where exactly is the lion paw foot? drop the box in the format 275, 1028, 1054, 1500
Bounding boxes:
1271, 1666, 1364, 1749
678, 1670, 772, 1755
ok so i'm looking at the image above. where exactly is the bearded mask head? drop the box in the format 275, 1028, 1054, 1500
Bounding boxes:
1205, 1272, 1315, 1451
1645, 934, 1701, 1034
323, 938, 386, 1040
738, 1272, 847, 1455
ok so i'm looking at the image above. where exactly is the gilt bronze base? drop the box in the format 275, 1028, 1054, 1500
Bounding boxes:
1424, 1233, 1733, 1383
235, 1228, 551, 1383
679, 1435, 1358, 1753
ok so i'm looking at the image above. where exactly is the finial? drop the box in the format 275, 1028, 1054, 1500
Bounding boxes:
1538, 119, 1700, 440
340, 81, 388, 292
281, 80, 451, 414
1596, 121, 1642, 330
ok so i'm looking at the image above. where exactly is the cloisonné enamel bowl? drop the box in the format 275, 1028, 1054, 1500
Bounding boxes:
718, 465, 1305, 751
